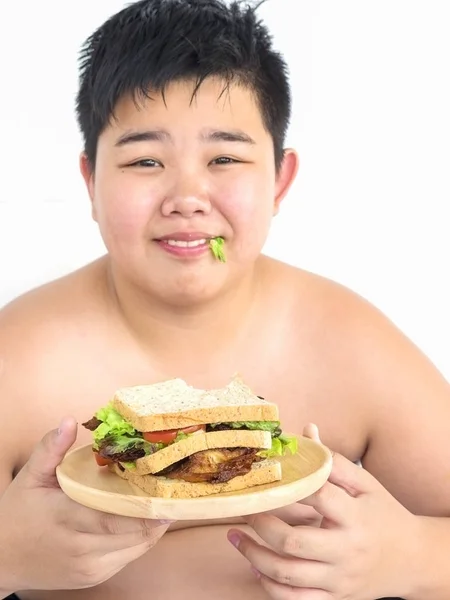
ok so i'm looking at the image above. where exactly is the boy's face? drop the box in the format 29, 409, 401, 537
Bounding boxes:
80, 77, 298, 304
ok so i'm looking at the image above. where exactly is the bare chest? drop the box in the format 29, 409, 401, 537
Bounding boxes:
14, 325, 369, 600
19, 330, 367, 468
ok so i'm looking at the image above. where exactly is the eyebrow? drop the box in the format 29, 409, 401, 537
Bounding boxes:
115, 130, 170, 147
114, 128, 256, 147
200, 129, 256, 145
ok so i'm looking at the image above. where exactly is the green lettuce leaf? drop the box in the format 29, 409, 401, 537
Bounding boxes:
209, 237, 226, 262
90, 404, 193, 456
121, 462, 137, 471
92, 403, 136, 447
258, 434, 298, 458
97, 434, 163, 457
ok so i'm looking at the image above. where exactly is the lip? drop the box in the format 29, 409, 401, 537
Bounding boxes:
156, 232, 214, 242
155, 237, 212, 259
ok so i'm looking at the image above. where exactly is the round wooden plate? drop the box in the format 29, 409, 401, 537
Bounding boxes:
56, 436, 332, 520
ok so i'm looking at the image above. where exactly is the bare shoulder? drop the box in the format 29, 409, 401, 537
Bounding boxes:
262, 255, 405, 355
0, 259, 109, 365
265, 256, 444, 374
0, 259, 110, 475
266, 257, 450, 514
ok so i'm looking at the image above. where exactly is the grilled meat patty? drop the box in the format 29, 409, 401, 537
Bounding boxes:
156, 448, 263, 483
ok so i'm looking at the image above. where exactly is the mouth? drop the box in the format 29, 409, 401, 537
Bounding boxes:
155, 235, 213, 259
154, 233, 226, 261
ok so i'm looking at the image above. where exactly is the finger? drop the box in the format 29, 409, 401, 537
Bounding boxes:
327, 452, 376, 496
266, 503, 322, 527
303, 423, 321, 444
300, 480, 355, 525
19, 417, 78, 489
303, 423, 374, 497
258, 573, 332, 600
228, 530, 330, 590
244, 514, 338, 562
63, 500, 172, 536
95, 540, 154, 583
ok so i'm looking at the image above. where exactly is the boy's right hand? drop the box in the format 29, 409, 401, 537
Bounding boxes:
0, 417, 172, 592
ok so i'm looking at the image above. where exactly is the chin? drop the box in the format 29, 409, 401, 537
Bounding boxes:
114, 252, 257, 308
155, 286, 226, 309
148, 271, 231, 308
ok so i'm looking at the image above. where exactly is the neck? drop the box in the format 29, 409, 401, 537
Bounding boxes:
104, 258, 263, 373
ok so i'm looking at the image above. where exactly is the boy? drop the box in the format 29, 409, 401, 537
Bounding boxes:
1, 1, 449, 599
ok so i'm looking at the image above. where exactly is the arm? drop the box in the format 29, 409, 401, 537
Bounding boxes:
0, 301, 172, 593
0, 476, 15, 596
346, 296, 450, 596
0, 471, 14, 598
357, 305, 450, 516
0, 312, 25, 596
411, 516, 450, 600
229, 286, 450, 599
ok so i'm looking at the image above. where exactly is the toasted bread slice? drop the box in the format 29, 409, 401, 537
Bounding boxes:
112, 375, 279, 431
130, 429, 272, 475
111, 458, 282, 499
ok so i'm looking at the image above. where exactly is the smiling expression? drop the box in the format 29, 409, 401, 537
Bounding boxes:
80, 77, 298, 303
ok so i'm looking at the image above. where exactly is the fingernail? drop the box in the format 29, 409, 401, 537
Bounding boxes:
251, 567, 261, 579
159, 519, 175, 525
57, 417, 75, 436
227, 532, 241, 548
57, 418, 65, 436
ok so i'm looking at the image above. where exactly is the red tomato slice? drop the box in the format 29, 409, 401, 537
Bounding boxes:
94, 452, 113, 466
143, 424, 205, 444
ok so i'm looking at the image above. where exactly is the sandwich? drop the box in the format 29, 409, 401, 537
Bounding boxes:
82, 376, 298, 499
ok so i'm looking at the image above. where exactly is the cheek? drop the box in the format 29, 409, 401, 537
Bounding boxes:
94, 180, 155, 244
219, 179, 275, 258
221, 177, 275, 233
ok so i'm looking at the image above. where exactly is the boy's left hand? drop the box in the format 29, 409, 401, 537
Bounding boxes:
227, 424, 420, 600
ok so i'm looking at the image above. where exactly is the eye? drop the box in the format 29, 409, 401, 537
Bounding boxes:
129, 158, 162, 168
210, 156, 240, 166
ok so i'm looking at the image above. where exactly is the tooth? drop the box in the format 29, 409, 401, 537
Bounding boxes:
187, 239, 206, 247
166, 239, 206, 248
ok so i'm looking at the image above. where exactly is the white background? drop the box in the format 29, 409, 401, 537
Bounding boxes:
1, 1, 449, 378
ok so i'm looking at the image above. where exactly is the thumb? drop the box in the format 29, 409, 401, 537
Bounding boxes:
303, 422, 373, 497
303, 422, 322, 444
20, 416, 78, 488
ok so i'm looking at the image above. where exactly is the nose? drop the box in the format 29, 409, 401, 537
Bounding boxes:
161, 174, 212, 218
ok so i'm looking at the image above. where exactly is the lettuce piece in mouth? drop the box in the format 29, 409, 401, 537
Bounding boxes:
209, 237, 226, 262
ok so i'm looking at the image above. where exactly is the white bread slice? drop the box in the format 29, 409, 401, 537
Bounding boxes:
112, 375, 279, 431
131, 429, 272, 475
111, 458, 281, 499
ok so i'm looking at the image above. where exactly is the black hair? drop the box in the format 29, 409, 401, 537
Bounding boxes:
76, 0, 291, 171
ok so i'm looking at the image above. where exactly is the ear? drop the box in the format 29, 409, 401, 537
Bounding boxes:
79, 152, 98, 222
273, 148, 299, 215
